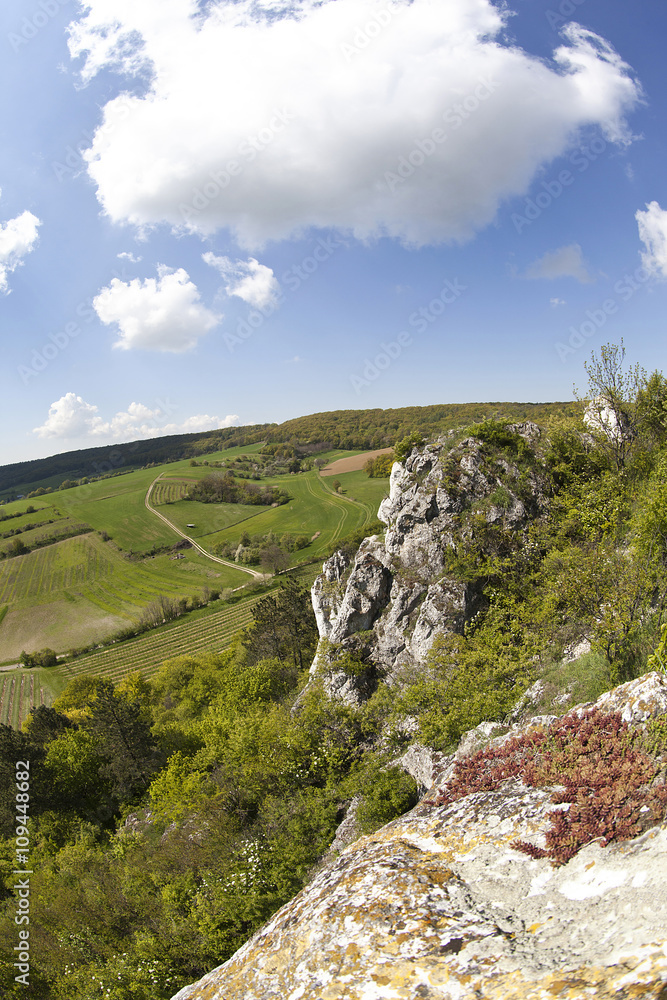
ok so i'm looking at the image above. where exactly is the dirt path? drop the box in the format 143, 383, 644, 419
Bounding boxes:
145, 475, 265, 580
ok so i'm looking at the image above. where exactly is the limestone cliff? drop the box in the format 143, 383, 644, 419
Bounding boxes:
309, 426, 547, 703
171, 672, 667, 1000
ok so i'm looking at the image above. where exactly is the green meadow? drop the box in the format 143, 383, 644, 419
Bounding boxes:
197, 468, 389, 562
0, 447, 389, 667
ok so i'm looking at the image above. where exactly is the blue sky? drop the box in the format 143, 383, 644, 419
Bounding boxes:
1, 0, 667, 464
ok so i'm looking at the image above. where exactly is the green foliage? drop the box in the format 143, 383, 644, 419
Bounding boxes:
394, 432, 424, 462
19, 647, 57, 667
538, 542, 660, 680
647, 621, 667, 675
631, 450, 667, 562
552, 470, 630, 545
365, 452, 394, 478
395, 601, 535, 751
21, 705, 74, 746
538, 651, 615, 715
468, 419, 530, 460
242, 577, 318, 669
42, 728, 114, 829
356, 766, 419, 833
187, 471, 288, 507
84, 680, 164, 799
53, 674, 106, 717
545, 421, 610, 490
636, 368, 667, 447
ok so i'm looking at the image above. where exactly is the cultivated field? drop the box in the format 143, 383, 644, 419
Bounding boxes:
58, 563, 320, 685
59, 596, 263, 684
0, 667, 65, 727
320, 448, 394, 476
0, 448, 388, 664
0, 533, 249, 662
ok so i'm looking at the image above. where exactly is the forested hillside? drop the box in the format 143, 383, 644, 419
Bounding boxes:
0, 402, 578, 501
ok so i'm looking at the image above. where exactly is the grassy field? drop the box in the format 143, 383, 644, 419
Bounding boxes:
151, 493, 264, 539
52, 443, 267, 553
202, 469, 389, 563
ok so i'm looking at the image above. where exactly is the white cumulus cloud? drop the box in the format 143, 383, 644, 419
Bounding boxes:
0, 209, 41, 293
636, 200, 667, 278
67, 0, 642, 248
525, 244, 593, 283
33, 393, 102, 439
93, 266, 220, 351
203, 252, 281, 309
33, 392, 239, 441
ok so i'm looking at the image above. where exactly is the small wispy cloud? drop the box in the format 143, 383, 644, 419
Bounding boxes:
0, 207, 41, 293
636, 200, 667, 278
203, 253, 281, 310
525, 244, 593, 283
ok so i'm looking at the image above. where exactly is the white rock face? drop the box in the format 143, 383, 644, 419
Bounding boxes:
583, 396, 634, 443
310, 549, 350, 639
310, 432, 547, 688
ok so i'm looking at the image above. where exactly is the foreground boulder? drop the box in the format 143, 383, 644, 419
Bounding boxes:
171, 672, 667, 1000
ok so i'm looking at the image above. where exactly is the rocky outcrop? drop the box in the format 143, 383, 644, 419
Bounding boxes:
170, 672, 667, 1000
310, 549, 350, 638
309, 429, 547, 694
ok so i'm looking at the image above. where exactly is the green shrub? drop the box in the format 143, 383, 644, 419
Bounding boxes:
356, 766, 419, 833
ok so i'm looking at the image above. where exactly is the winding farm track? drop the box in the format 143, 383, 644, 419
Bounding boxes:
145, 475, 264, 580
307, 472, 374, 546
